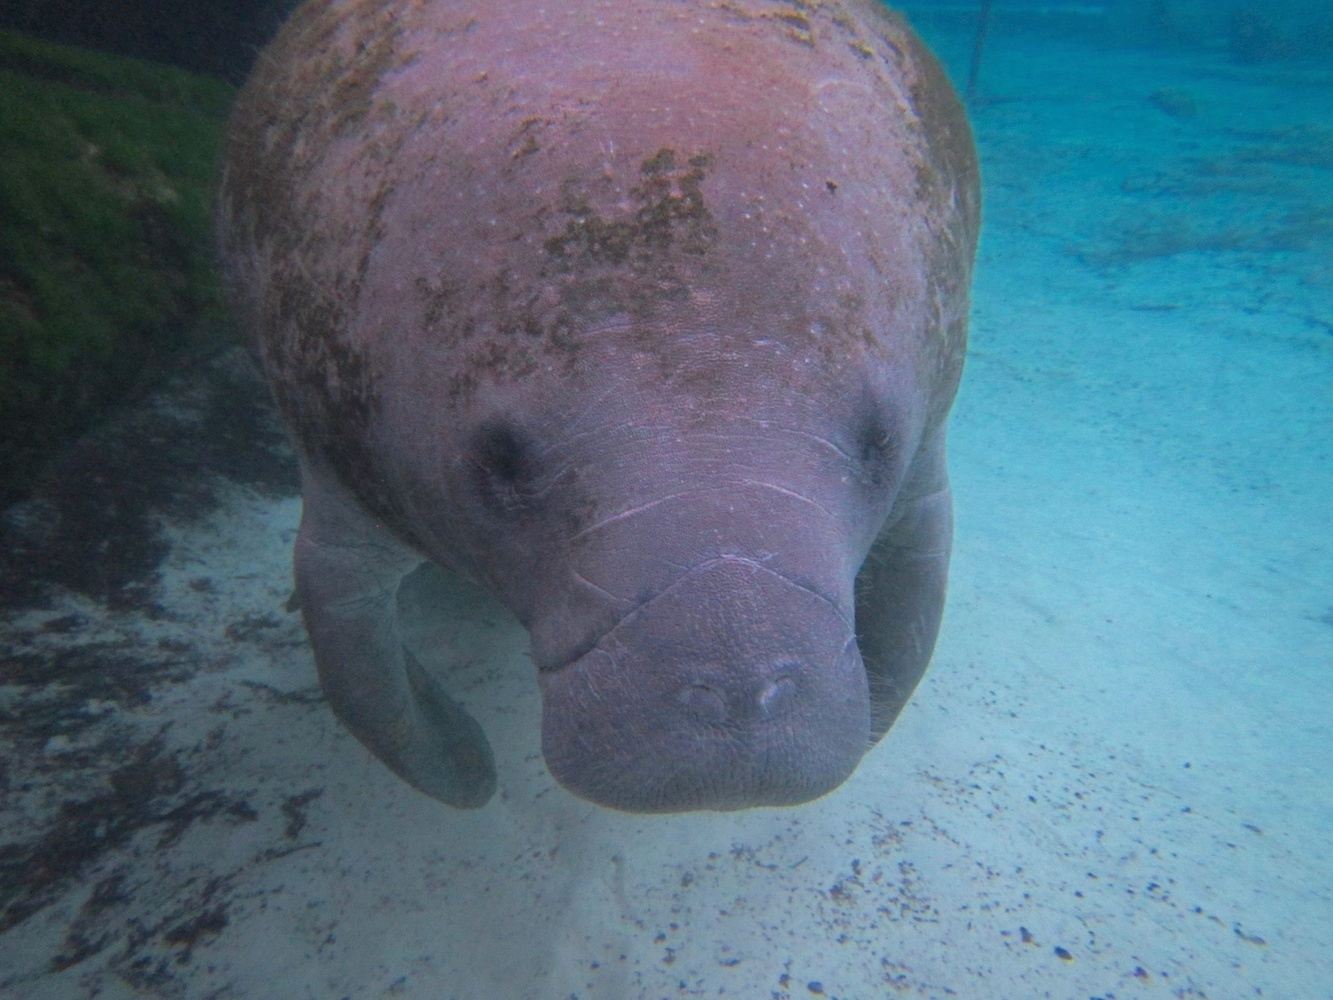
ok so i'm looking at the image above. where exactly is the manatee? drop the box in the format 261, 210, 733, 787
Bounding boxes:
217, 0, 979, 812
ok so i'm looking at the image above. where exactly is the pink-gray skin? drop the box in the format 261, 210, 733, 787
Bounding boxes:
218, 0, 979, 812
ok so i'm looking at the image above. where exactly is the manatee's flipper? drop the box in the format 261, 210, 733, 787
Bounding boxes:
856, 439, 954, 742
293, 461, 496, 807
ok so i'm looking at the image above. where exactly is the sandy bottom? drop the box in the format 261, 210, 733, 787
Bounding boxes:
2, 12, 1330, 1000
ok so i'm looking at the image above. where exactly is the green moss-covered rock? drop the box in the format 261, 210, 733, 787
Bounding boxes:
0, 30, 235, 505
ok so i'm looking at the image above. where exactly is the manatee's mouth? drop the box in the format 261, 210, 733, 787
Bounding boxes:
535, 557, 870, 812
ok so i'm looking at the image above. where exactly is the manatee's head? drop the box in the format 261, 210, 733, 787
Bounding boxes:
416, 333, 927, 812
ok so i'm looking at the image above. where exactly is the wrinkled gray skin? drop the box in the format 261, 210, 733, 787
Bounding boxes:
218, 0, 979, 812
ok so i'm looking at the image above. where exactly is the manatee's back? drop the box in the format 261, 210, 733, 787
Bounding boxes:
217, 0, 978, 450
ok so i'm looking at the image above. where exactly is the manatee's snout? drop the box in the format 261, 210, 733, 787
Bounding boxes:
538, 557, 871, 812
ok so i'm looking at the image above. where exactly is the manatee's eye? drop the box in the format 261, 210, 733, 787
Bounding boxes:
470, 423, 537, 514
855, 419, 896, 488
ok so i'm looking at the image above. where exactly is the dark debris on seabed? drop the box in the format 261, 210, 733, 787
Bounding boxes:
0, 347, 324, 992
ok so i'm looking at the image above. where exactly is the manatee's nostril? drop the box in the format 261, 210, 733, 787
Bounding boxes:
678, 682, 727, 722
678, 661, 803, 724
758, 675, 796, 716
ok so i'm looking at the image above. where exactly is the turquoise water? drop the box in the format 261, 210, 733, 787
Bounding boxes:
918, 3, 1332, 995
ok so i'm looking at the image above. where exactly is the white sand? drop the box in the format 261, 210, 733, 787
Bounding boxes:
2, 10, 1329, 999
